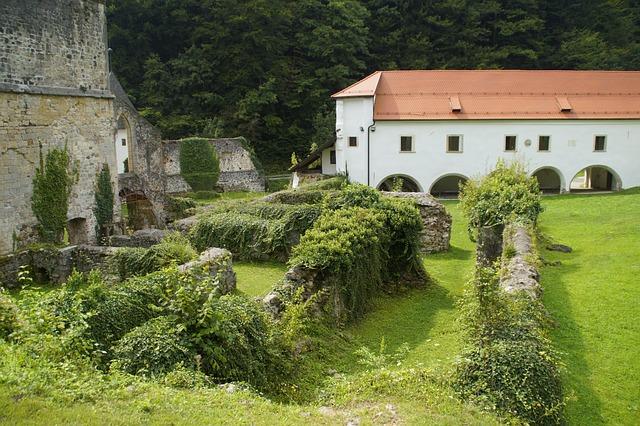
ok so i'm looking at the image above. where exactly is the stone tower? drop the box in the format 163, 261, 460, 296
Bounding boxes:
0, 0, 118, 254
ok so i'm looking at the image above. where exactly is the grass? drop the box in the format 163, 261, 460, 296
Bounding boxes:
537, 189, 640, 425
345, 200, 474, 371
234, 261, 287, 297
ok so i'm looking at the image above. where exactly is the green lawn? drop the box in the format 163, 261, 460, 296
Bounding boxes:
346, 200, 474, 370
538, 190, 640, 425
234, 261, 287, 297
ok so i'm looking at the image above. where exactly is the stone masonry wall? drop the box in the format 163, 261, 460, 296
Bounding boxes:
0, 0, 117, 255
163, 138, 265, 193
0, 93, 118, 254
382, 192, 452, 253
0, 0, 109, 95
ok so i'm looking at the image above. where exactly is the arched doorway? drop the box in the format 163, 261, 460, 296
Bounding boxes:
430, 174, 468, 198
377, 175, 422, 192
532, 167, 563, 194
119, 188, 158, 230
570, 165, 621, 192
115, 115, 133, 174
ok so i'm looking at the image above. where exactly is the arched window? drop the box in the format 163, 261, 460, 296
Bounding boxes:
377, 175, 422, 192
570, 165, 621, 192
429, 174, 468, 198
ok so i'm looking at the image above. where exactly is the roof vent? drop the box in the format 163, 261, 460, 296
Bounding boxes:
450, 96, 462, 112
556, 96, 572, 112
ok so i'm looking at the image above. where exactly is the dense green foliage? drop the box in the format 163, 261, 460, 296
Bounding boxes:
110, 233, 197, 280
179, 138, 220, 191
190, 203, 322, 260
166, 196, 197, 221
107, 1, 640, 168
94, 164, 115, 244
0, 292, 20, 340
289, 185, 426, 321
111, 316, 193, 376
455, 268, 564, 424
460, 161, 543, 240
31, 147, 76, 243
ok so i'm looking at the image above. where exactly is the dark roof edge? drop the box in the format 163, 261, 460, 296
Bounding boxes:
289, 138, 336, 172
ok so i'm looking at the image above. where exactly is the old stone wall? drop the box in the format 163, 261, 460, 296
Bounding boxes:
0, 0, 109, 95
0, 92, 118, 254
382, 192, 452, 253
163, 138, 265, 193
500, 224, 542, 299
0, 0, 117, 255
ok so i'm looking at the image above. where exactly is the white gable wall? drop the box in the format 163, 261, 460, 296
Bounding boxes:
335, 97, 640, 192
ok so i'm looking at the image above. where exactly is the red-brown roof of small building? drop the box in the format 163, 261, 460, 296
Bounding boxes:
331, 70, 640, 120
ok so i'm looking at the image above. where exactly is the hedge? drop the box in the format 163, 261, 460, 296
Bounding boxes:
179, 137, 220, 191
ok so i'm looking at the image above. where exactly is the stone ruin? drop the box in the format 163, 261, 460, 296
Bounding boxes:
0, 0, 264, 257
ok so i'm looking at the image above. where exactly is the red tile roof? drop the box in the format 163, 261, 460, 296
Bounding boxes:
331, 70, 640, 120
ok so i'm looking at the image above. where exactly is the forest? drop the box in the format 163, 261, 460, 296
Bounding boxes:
107, 0, 640, 169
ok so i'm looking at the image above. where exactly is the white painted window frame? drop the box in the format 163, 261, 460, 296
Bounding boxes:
446, 134, 463, 153
504, 135, 518, 152
594, 135, 607, 152
538, 135, 551, 152
400, 135, 415, 153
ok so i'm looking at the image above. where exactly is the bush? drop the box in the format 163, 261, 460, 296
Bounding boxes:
31, 146, 76, 243
323, 183, 381, 210
111, 232, 197, 279
94, 164, 114, 244
265, 189, 328, 205
454, 267, 564, 424
185, 190, 220, 200
111, 316, 194, 377
190, 203, 321, 261
0, 291, 20, 339
299, 176, 347, 190
459, 161, 542, 240
166, 196, 197, 221
179, 137, 220, 191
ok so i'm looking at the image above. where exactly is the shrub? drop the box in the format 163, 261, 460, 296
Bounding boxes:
179, 137, 220, 191
323, 183, 381, 210
300, 176, 347, 190
111, 316, 194, 377
166, 196, 197, 221
187, 295, 286, 389
31, 146, 77, 243
94, 164, 114, 244
111, 232, 197, 279
265, 189, 327, 205
454, 267, 564, 424
190, 203, 321, 261
0, 291, 20, 339
185, 190, 220, 200
459, 161, 542, 240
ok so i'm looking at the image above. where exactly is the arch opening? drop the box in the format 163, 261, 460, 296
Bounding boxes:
119, 188, 158, 231
115, 115, 134, 174
430, 174, 468, 198
67, 217, 88, 245
377, 175, 422, 192
570, 166, 621, 192
532, 168, 562, 194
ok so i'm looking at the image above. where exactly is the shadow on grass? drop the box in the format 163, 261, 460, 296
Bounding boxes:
540, 244, 605, 424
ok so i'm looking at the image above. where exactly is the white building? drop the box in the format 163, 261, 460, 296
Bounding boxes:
296, 70, 640, 195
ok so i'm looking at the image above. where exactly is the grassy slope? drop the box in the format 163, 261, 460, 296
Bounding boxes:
538, 190, 640, 425
234, 261, 287, 297
346, 200, 474, 370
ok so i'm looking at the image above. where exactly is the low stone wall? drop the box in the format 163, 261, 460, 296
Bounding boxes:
178, 247, 236, 295
500, 224, 541, 299
382, 192, 451, 253
109, 229, 169, 248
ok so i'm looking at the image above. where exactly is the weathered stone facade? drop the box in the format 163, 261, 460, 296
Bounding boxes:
382, 192, 452, 253
500, 224, 542, 299
163, 138, 265, 193
0, 0, 118, 255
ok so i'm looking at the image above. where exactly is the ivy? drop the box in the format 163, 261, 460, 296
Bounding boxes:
31, 145, 76, 244
179, 137, 220, 191
94, 164, 114, 245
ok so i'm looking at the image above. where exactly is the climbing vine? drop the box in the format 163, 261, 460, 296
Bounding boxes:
179, 137, 220, 191
31, 145, 77, 244
94, 164, 115, 244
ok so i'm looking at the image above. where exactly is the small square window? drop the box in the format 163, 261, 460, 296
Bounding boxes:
400, 136, 413, 152
447, 135, 462, 152
329, 150, 336, 164
538, 136, 550, 151
505, 135, 517, 151
348, 136, 358, 147
594, 135, 606, 151
121, 138, 127, 146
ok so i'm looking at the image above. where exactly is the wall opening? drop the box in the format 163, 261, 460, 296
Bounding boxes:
430, 175, 468, 198
570, 166, 620, 192
67, 217, 88, 245
119, 189, 158, 231
377, 175, 421, 192
115, 115, 133, 174
532, 168, 562, 194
